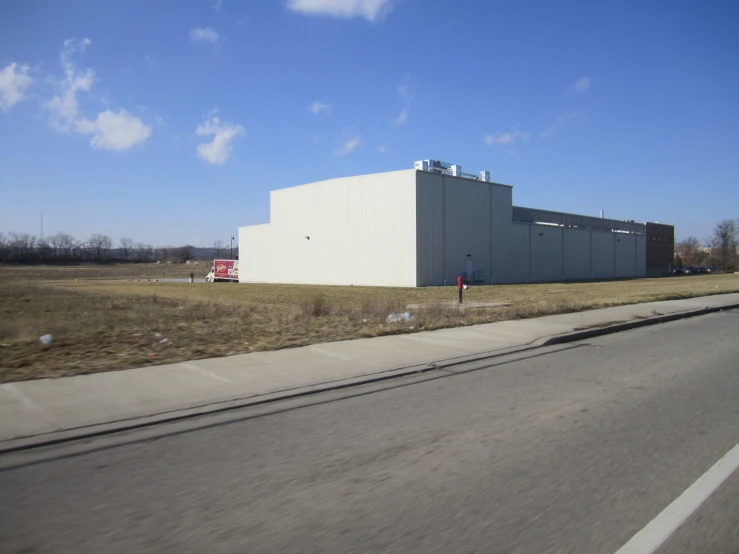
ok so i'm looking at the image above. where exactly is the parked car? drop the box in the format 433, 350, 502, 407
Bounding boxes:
695, 267, 707, 274
673, 267, 685, 275
683, 266, 695, 274
706, 267, 717, 273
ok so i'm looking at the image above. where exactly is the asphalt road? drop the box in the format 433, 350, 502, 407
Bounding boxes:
1, 310, 738, 553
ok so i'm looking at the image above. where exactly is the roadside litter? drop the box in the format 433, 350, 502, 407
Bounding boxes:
386, 312, 415, 324
39, 334, 53, 346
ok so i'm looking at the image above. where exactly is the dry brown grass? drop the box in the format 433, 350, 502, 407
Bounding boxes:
0, 262, 206, 283
1, 264, 738, 383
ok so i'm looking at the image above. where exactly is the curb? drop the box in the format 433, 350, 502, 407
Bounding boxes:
2, 302, 737, 455
542, 303, 739, 346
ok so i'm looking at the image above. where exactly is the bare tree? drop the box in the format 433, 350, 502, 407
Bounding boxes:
212, 239, 225, 258
37, 238, 52, 261
173, 245, 194, 263
0, 232, 6, 261
120, 237, 134, 260
154, 245, 172, 263
49, 232, 64, 258
675, 236, 701, 266
135, 242, 153, 262
7, 233, 36, 261
47, 232, 73, 259
67, 236, 81, 259
87, 234, 113, 261
710, 219, 738, 271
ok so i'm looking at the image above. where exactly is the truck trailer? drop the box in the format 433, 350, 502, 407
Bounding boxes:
206, 259, 239, 282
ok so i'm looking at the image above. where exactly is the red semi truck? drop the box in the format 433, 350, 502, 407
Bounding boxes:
205, 259, 239, 283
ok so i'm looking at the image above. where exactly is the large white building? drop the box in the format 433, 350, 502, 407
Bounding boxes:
239, 160, 654, 287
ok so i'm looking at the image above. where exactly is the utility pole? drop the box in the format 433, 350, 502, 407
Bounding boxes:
230, 235, 235, 259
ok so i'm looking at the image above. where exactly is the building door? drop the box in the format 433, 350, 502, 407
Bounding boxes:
466, 258, 474, 283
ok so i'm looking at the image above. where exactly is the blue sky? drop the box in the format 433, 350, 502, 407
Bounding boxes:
1, 0, 737, 248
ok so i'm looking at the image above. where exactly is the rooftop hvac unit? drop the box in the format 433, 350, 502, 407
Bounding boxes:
414, 159, 491, 182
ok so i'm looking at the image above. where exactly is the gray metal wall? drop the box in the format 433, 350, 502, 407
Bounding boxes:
415, 171, 512, 286
241, 168, 649, 288
592, 231, 615, 279
530, 226, 563, 282
416, 171, 647, 285
563, 228, 591, 280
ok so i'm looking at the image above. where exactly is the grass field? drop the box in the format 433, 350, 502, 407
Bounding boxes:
0, 262, 209, 283
2, 263, 738, 383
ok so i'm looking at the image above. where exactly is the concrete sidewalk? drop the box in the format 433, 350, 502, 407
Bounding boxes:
2, 293, 738, 448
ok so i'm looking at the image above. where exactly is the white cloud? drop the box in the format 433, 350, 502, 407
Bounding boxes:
287, 0, 394, 21
392, 80, 414, 126
483, 126, 530, 146
213, 0, 223, 13
310, 100, 330, 114
46, 38, 95, 132
572, 77, 591, 93
333, 136, 362, 155
540, 110, 581, 138
393, 107, 407, 126
377, 144, 388, 154
189, 27, 221, 44
196, 115, 245, 164
75, 109, 151, 151
45, 38, 152, 151
0, 63, 33, 112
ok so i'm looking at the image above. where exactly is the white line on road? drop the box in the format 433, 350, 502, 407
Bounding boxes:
613, 441, 739, 554
181, 363, 235, 384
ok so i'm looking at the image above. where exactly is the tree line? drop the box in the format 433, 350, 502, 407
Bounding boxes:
675, 219, 738, 271
0, 232, 199, 264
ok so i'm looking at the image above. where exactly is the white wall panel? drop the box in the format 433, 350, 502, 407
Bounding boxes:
238, 224, 271, 282
239, 170, 417, 286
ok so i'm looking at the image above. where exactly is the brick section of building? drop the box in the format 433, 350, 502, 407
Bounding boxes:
646, 222, 675, 276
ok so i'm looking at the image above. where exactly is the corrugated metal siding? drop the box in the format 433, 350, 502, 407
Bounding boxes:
591, 231, 616, 279
490, 186, 514, 284
239, 170, 417, 286
530, 226, 563, 282
442, 176, 491, 284
563, 228, 591, 280
415, 172, 444, 286
497, 223, 530, 284
615, 235, 637, 278
513, 206, 645, 234
243, 168, 652, 287
415, 172, 512, 286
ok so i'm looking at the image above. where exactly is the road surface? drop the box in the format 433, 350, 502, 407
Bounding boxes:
1, 309, 738, 553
